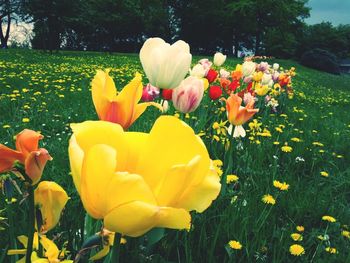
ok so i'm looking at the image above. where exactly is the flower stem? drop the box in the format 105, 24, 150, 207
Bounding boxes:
6, 201, 17, 263
25, 185, 35, 263
111, 232, 122, 263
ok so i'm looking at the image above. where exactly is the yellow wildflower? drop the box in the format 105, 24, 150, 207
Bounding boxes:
289, 244, 305, 256
262, 194, 276, 205
322, 215, 336, 223
226, 174, 239, 184
281, 144, 292, 152
273, 180, 289, 191
325, 247, 337, 254
228, 240, 242, 250
320, 171, 329, 177
341, 230, 350, 239
290, 233, 303, 241
296, 226, 304, 232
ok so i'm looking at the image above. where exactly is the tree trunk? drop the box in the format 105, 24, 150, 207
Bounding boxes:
0, 14, 11, 48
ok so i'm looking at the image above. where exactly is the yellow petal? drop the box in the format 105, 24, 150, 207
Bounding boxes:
137, 116, 210, 194
34, 181, 69, 233
17, 235, 28, 248
175, 166, 221, 212
89, 245, 110, 261
68, 135, 84, 194
81, 144, 156, 219
91, 70, 116, 120
104, 201, 190, 237
7, 249, 27, 255
130, 102, 162, 126
40, 236, 59, 262
115, 73, 143, 129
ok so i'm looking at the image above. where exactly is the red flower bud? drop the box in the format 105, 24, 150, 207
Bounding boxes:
206, 69, 218, 83
209, 86, 222, 100
162, 89, 173, 100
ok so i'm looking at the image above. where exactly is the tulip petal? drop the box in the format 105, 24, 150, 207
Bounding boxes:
82, 144, 156, 219
138, 116, 210, 193
175, 167, 221, 212
68, 135, 84, 194
15, 129, 43, 158
90, 245, 110, 261
0, 144, 24, 172
104, 201, 190, 237
25, 149, 52, 185
140, 37, 166, 85
91, 70, 116, 120
40, 236, 60, 262
34, 181, 69, 233
115, 73, 143, 129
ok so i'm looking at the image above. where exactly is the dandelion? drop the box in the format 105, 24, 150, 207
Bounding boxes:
312, 142, 324, 147
296, 226, 304, 232
320, 171, 329, 177
341, 230, 350, 239
291, 137, 301, 142
273, 180, 289, 191
273, 141, 280, 145
275, 127, 283, 133
325, 247, 337, 254
2, 125, 10, 128
22, 118, 30, 123
322, 215, 336, 223
228, 240, 242, 250
289, 244, 305, 256
281, 144, 292, 152
226, 174, 239, 184
262, 194, 276, 205
290, 233, 303, 241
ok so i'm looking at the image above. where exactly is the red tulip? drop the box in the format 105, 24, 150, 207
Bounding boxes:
162, 89, 173, 100
209, 86, 222, 100
206, 69, 218, 83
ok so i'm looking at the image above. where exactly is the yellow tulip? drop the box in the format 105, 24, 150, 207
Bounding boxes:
255, 83, 270, 96
34, 181, 69, 233
69, 116, 221, 237
91, 70, 161, 130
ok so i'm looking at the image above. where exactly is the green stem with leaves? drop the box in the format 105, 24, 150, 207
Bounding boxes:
25, 185, 35, 263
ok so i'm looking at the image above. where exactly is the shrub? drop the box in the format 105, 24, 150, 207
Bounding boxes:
300, 49, 340, 75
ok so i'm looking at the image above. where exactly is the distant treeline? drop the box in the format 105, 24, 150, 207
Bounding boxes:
1, 0, 350, 59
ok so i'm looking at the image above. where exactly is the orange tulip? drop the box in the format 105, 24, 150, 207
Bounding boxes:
0, 129, 52, 184
91, 70, 161, 130
224, 94, 259, 137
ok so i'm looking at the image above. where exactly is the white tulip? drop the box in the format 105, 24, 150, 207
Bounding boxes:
190, 64, 206, 78
261, 73, 272, 85
219, 69, 230, 78
273, 63, 279, 70
242, 61, 256, 77
140, 37, 192, 89
213, 52, 226, 67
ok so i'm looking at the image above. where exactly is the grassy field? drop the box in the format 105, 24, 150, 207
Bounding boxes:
0, 49, 350, 262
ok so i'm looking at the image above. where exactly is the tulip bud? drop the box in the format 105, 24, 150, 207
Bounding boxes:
258, 62, 270, 72
25, 148, 52, 185
161, 100, 169, 113
172, 76, 204, 113
190, 64, 206, 78
142, 83, 160, 102
219, 69, 230, 78
272, 72, 280, 82
242, 61, 256, 77
162, 89, 173, 100
34, 181, 69, 233
213, 52, 227, 67
209, 86, 222, 100
198, 58, 212, 76
261, 73, 272, 85
206, 69, 218, 83
140, 37, 192, 89
273, 63, 279, 70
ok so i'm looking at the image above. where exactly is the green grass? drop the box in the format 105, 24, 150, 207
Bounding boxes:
1, 49, 350, 262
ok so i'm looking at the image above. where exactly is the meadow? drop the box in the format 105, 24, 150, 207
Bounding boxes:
0, 49, 350, 263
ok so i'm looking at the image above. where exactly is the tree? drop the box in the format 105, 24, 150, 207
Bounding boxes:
0, 0, 23, 48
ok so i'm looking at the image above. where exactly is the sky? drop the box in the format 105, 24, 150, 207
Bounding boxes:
305, 0, 350, 26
